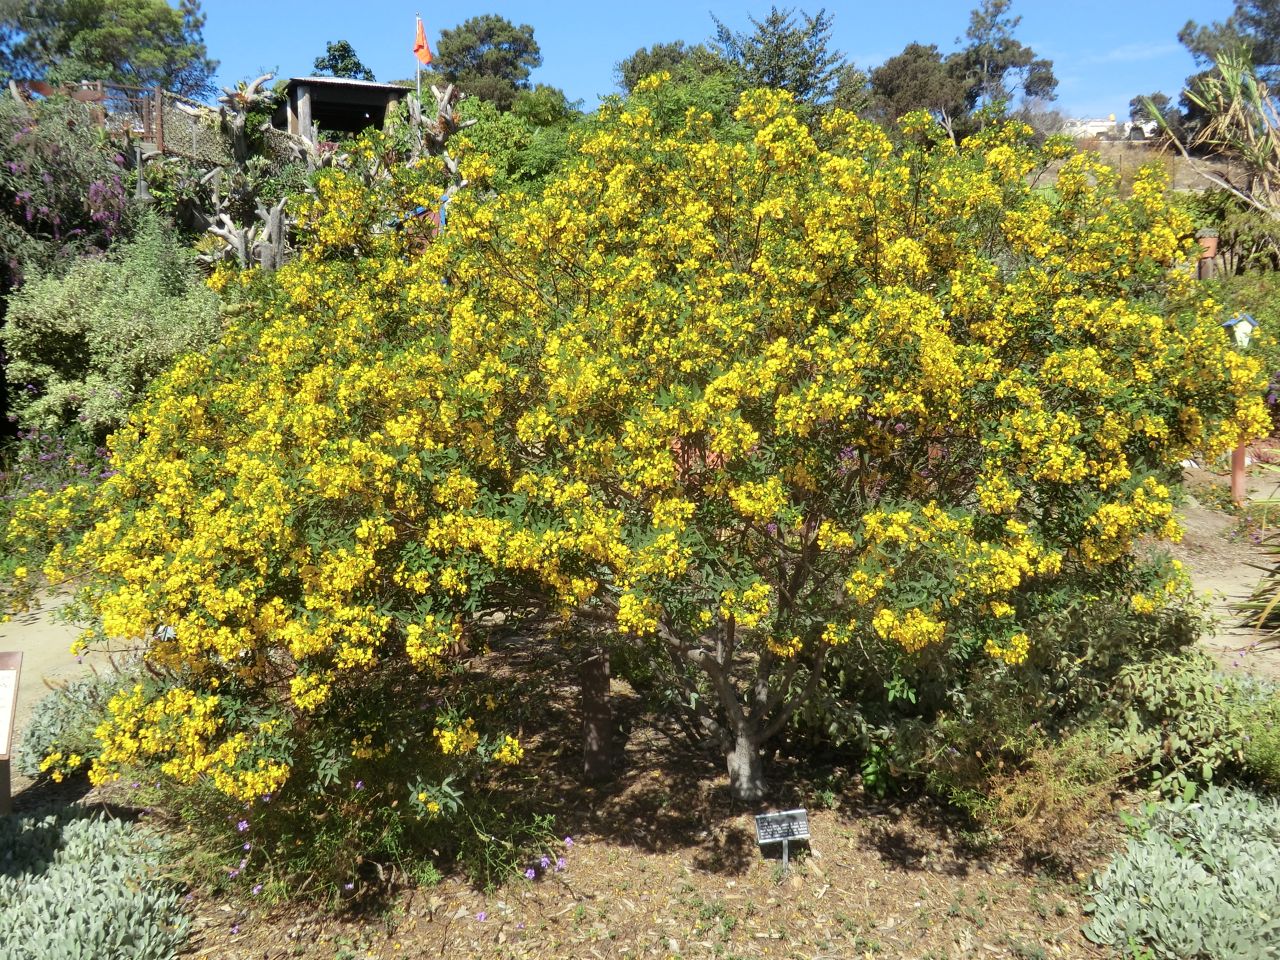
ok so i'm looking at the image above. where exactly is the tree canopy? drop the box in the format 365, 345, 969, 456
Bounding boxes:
711, 5, 847, 105
950, 0, 1057, 112
1181, 0, 1280, 78
869, 42, 967, 126
313, 39, 374, 81
0, 0, 217, 98
435, 14, 541, 111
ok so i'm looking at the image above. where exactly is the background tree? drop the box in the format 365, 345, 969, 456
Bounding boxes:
0, 0, 217, 98
435, 14, 541, 111
870, 43, 967, 128
313, 39, 374, 81
510, 83, 577, 127
949, 0, 1057, 114
1130, 91, 1184, 140
615, 41, 727, 93
1181, 1, 1280, 79
711, 5, 847, 105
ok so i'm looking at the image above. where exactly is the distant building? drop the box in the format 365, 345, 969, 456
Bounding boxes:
1060, 116, 1159, 140
273, 76, 409, 143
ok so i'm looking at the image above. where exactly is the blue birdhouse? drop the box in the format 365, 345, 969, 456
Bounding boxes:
1222, 312, 1259, 349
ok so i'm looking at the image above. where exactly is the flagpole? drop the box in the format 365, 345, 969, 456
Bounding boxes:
416, 13, 421, 101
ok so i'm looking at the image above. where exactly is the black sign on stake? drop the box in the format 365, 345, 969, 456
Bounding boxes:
754, 808, 809, 869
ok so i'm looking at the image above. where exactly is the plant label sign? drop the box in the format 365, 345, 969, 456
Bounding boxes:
0, 651, 20, 761
754, 808, 809, 868
0, 651, 21, 816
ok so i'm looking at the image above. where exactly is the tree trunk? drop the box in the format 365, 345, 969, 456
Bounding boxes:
581, 647, 612, 782
725, 727, 766, 804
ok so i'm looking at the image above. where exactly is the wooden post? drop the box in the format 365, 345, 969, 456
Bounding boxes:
296, 84, 313, 144
153, 88, 164, 154
1197, 232, 1218, 281
1232, 444, 1248, 508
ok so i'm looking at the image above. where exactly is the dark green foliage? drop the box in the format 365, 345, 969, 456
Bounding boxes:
0, 807, 189, 960
711, 5, 847, 105
0, 0, 217, 98
1085, 786, 1280, 958
1181, 0, 1280, 79
869, 43, 967, 125
615, 41, 728, 93
949, 0, 1058, 112
435, 14, 541, 111
313, 39, 374, 81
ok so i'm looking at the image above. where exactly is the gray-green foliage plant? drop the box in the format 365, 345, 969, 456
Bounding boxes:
15, 667, 135, 780
2, 212, 220, 438
0, 807, 189, 960
1084, 785, 1280, 959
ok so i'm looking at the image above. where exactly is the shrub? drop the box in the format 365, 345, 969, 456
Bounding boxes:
0, 807, 189, 960
1107, 654, 1246, 797
15, 665, 140, 782
1233, 673, 1280, 788
8, 81, 1268, 858
0, 96, 132, 285
2, 213, 221, 438
1084, 785, 1280, 959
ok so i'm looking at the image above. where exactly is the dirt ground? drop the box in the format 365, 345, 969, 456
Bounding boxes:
1175, 451, 1280, 680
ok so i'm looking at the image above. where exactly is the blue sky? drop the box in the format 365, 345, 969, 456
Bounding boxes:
203, 0, 1235, 119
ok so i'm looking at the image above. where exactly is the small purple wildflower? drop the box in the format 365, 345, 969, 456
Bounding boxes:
564, 836, 574, 848
236, 820, 249, 832
476, 912, 487, 922
251, 884, 263, 896
524, 868, 536, 880
243, 842, 251, 851
230, 925, 240, 935
228, 868, 240, 878
344, 882, 354, 891
354, 780, 364, 790
555, 857, 567, 872
539, 856, 550, 870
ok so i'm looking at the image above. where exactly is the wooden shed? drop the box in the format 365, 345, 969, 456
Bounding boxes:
275, 76, 410, 143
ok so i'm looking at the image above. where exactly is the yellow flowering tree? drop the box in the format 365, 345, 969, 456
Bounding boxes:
21, 77, 1267, 805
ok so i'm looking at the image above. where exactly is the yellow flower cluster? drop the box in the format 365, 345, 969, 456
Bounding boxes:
434, 718, 480, 756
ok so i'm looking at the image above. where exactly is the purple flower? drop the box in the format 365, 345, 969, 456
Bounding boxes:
230, 925, 240, 935
236, 820, 249, 832
354, 780, 364, 790
475, 912, 487, 922
564, 836, 574, 848
555, 857, 567, 872
344, 882, 354, 891
524, 868, 535, 880
243, 842, 251, 851
228, 868, 240, 878
539, 856, 550, 869
252, 884, 263, 895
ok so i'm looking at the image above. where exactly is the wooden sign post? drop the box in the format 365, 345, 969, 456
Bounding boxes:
0, 651, 22, 815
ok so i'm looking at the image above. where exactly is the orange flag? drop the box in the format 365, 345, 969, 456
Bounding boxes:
414, 18, 433, 66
